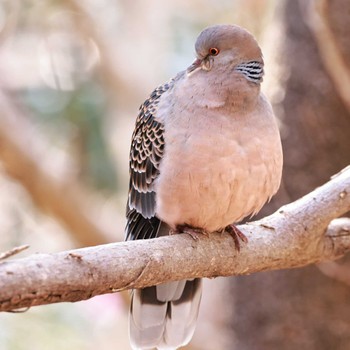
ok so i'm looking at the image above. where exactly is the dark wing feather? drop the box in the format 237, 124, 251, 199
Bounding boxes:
125, 81, 173, 241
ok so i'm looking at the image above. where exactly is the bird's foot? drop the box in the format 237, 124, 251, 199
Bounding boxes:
172, 225, 209, 241
225, 224, 248, 251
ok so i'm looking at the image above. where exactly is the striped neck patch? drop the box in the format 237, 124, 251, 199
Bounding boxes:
234, 61, 264, 83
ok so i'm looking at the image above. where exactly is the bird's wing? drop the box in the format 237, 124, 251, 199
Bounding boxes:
125, 81, 173, 241
126, 76, 201, 350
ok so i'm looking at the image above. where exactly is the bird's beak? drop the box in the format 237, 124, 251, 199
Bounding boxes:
187, 58, 202, 73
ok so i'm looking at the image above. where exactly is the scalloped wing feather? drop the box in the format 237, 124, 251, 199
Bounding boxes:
125, 81, 173, 241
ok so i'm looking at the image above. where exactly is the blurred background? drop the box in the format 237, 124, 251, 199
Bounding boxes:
0, 0, 350, 349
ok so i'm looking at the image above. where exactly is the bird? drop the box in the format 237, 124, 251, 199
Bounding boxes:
125, 24, 283, 350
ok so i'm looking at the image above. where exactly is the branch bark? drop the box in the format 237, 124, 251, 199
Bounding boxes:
0, 166, 350, 312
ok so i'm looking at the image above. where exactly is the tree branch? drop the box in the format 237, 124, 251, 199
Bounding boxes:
0, 166, 350, 312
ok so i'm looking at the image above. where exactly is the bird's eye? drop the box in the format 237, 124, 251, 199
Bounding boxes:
209, 47, 220, 56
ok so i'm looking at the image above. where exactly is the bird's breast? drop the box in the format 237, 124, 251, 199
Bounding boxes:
154, 91, 282, 232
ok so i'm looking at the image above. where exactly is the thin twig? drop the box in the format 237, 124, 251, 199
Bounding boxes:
0, 245, 29, 261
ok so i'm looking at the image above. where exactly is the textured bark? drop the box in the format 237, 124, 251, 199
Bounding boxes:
0, 166, 349, 312
231, 1, 350, 350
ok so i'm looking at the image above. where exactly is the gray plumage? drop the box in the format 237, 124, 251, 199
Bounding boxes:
125, 24, 283, 350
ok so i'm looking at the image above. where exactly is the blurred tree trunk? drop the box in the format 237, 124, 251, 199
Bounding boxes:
231, 1, 350, 349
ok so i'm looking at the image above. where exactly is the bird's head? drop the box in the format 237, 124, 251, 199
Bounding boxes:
187, 24, 264, 84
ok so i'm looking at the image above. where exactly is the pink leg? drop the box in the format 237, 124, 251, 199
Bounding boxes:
225, 224, 248, 251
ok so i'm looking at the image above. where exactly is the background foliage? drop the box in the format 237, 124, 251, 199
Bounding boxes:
0, 0, 349, 349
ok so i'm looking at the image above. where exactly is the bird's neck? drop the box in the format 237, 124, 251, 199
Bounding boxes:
176, 68, 261, 112
226, 78, 261, 112
203, 62, 263, 111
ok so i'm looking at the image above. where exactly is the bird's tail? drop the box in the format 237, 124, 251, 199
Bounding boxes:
129, 278, 202, 350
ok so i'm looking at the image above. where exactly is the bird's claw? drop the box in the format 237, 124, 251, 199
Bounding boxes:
225, 224, 248, 251
174, 225, 210, 241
